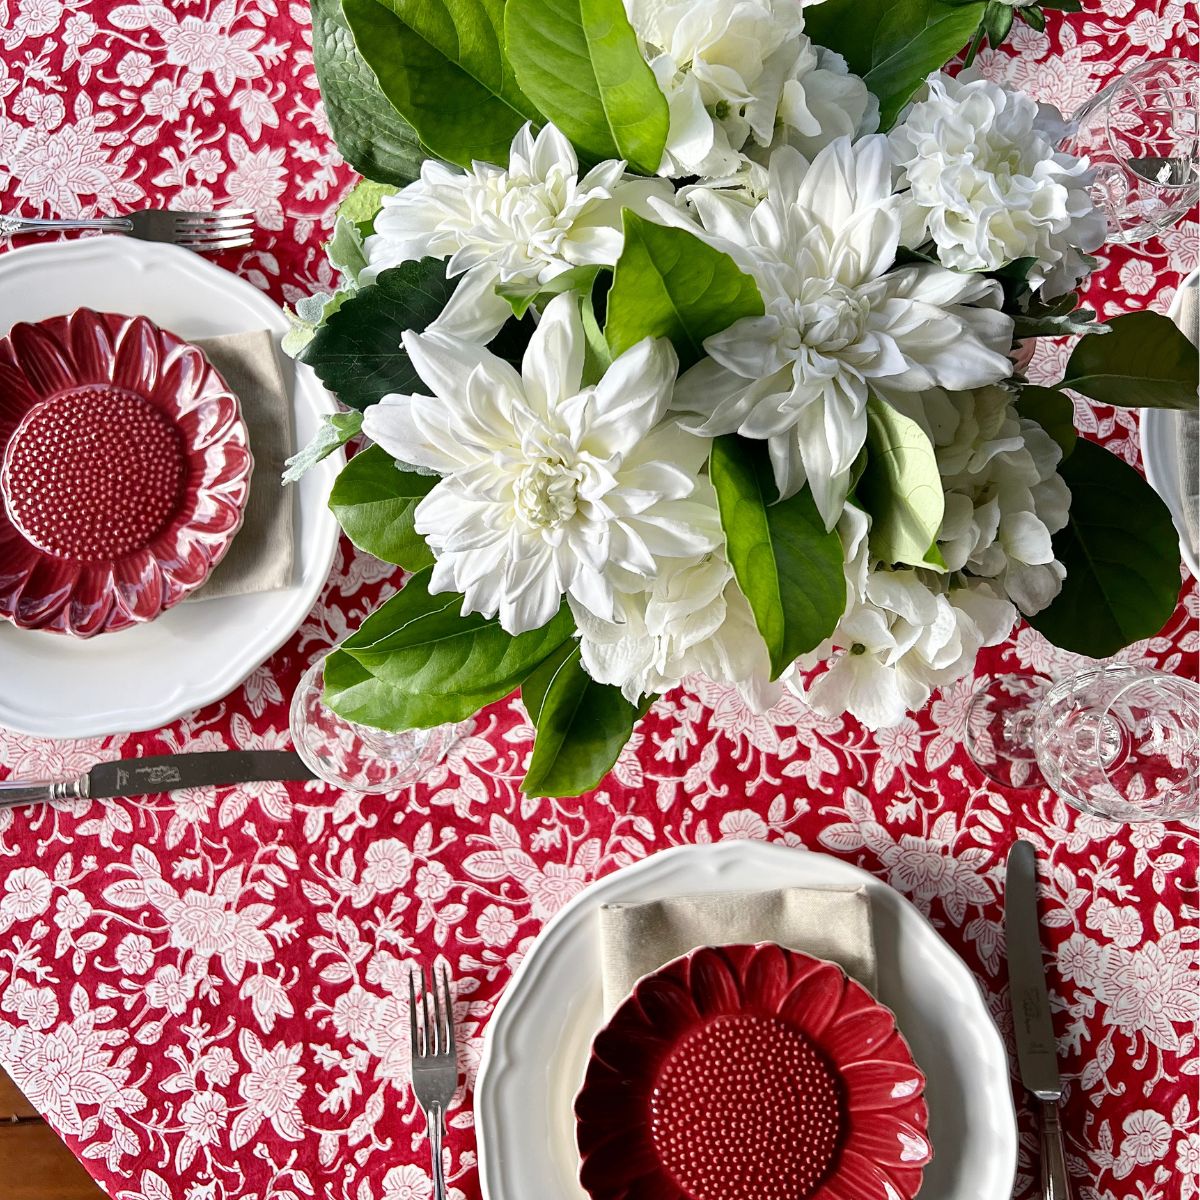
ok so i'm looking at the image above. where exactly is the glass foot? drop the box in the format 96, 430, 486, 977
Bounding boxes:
965, 674, 1051, 790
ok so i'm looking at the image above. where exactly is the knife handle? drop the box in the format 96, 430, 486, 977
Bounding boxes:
1038, 1100, 1073, 1200
0, 776, 88, 810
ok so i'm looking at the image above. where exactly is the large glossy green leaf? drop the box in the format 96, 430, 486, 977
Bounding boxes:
342, 0, 538, 168
505, 0, 668, 175
805, 0, 985, 130
520, 642, 642, 797
328, 445, 436, 569
343, 567, 575, 708
709, 436, 846, 679
1028, 438, 1181, 657
310, 0, 425, 187
300, 258, 456, 411
1060, 311, 1200, 409
1016, 385, 1078, 459
605, 212, 764, 369
858, 396, 946, 568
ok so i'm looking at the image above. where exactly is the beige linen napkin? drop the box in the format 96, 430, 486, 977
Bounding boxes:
1173, 279, 1199, 558
599, 885, 876, 1015
187, 330, 296, 600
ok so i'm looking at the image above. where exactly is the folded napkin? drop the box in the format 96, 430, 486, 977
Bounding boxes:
1173, 279, 1199, 559
187, 330, 296, 601
599, 885, 876, 1015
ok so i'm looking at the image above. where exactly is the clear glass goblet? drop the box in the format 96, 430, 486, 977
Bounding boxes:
966, 665, 1200, 823
289, 659, 460, 792
1063, 57, 1199, 244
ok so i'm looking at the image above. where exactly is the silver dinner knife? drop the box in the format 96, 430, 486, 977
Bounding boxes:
0, 749, 315, 809
1006, 840, 1073, 1200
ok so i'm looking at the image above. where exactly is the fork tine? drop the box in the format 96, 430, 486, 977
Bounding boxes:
408, 968, 421, 1058
175, 215, 256, 232
441, 965, 456, 1056
176, 235, 253, 252
431, 965, 445, 1056
423, 971, 437, 1056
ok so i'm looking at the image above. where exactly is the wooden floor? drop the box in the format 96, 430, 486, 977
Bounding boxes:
0, 1068, 103, 1198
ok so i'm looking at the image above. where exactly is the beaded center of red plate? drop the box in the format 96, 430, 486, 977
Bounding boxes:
3, 384, 186, 561
649, 1014, 843, 1200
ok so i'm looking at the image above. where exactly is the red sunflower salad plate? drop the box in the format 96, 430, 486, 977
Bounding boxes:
0, 309, 252, 637
575, 942, 932, 1200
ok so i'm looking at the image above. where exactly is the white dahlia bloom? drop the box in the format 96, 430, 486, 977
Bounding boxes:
897, 385, 1070, 615
361, 294, 718, 634
668, 136, 1015, 526
363, 123, 666, 341
890, 72, 1106, 296
572, 486, 779, 709
624, 0, 876, 178
789, 508, 1016, 728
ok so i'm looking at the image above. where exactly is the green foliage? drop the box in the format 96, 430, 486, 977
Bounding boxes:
505, 0, 669, 174
300, 258, 457, 411
520, 643, 644, 796
605, 212, 764, 368
496, 266, 602, 319
337, 179, 398, 230
1016, 386, 1077, 459
709, 436, 846, 679
309, 0, 425, 187
1028, 438, 1182, 657
1060, 311, 1200, 409
858, 396, 946, 569
341, 0, 538, 168
337, 567, 575, 725
283, 410, 363, 483
805, 0, 987, 129
328, 445, 436, 569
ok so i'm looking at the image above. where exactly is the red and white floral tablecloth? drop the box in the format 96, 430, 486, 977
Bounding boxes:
0, 2, 1197, 1198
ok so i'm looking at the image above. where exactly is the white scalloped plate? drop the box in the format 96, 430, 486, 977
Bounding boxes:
0, 238, 342, 737
476, 841, 1018, 1200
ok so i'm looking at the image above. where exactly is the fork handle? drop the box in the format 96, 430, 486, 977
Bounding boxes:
0, 216, 133, 238
428, 1103, 447, 1199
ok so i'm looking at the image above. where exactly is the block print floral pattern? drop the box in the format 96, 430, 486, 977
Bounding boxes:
0, 2, 1196, 1199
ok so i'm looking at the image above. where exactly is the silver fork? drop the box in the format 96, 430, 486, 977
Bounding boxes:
0, 208, 254, 252
409, 965, 458, 1200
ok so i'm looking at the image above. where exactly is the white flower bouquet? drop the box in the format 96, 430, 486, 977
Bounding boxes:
289, 0, 1198, 796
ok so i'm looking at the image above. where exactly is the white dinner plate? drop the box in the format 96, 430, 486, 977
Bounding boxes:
0, 239, 342, 738
476, 841, 1018, 1200
1142, 268, 1199, 584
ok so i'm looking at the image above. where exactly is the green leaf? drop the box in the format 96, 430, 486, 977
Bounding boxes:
709, 436, 846, 679
580, 288, 612, 384
858, 396, 946, 568
866, 1, 987, 127
504, 0, 669, 175
337, 179, 397, 229
326, 215, 369, 285
983, 0, 1014, 47
605, 212, 764, 369
343, 566, 575, 717
328, 445, 436, 569
496, 265, 602, 319
323, 646, 497, 731
301, 258, 456, 411
805, 0, 986, 128
1016, 386, 1078, 459
1060, 310, 1200, 409
342, 0, 538, 168
1017, 4, 1046, 29
283, 409, 363, 483
1028, 438, 1181, 657
520, 642, 641, 797
310, 0, 425, 187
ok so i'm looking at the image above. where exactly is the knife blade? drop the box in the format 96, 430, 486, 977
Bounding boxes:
1006, 839, 1073, 1200
0, 749, 315, 809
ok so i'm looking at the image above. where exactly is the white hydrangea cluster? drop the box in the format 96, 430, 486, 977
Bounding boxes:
623, 0, 877, 178
889, 72, 1106, 296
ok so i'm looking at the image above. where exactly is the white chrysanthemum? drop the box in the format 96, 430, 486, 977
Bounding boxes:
890, 72, 1106, 296
361, 294, 718, 634
788, 507, 1016, 729
571, 486, 779, 709
898, 385, 1070, 615
363, 123, 666, 341
668, 136, 1015, 526
624, 0, 876, 178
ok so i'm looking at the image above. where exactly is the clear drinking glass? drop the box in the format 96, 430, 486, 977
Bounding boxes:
1063, 57, 1199, 244
966, 666, 1200, 823
289, 659, 460, 792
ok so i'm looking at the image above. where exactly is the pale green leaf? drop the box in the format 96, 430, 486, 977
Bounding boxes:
283, 410, 362, 484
